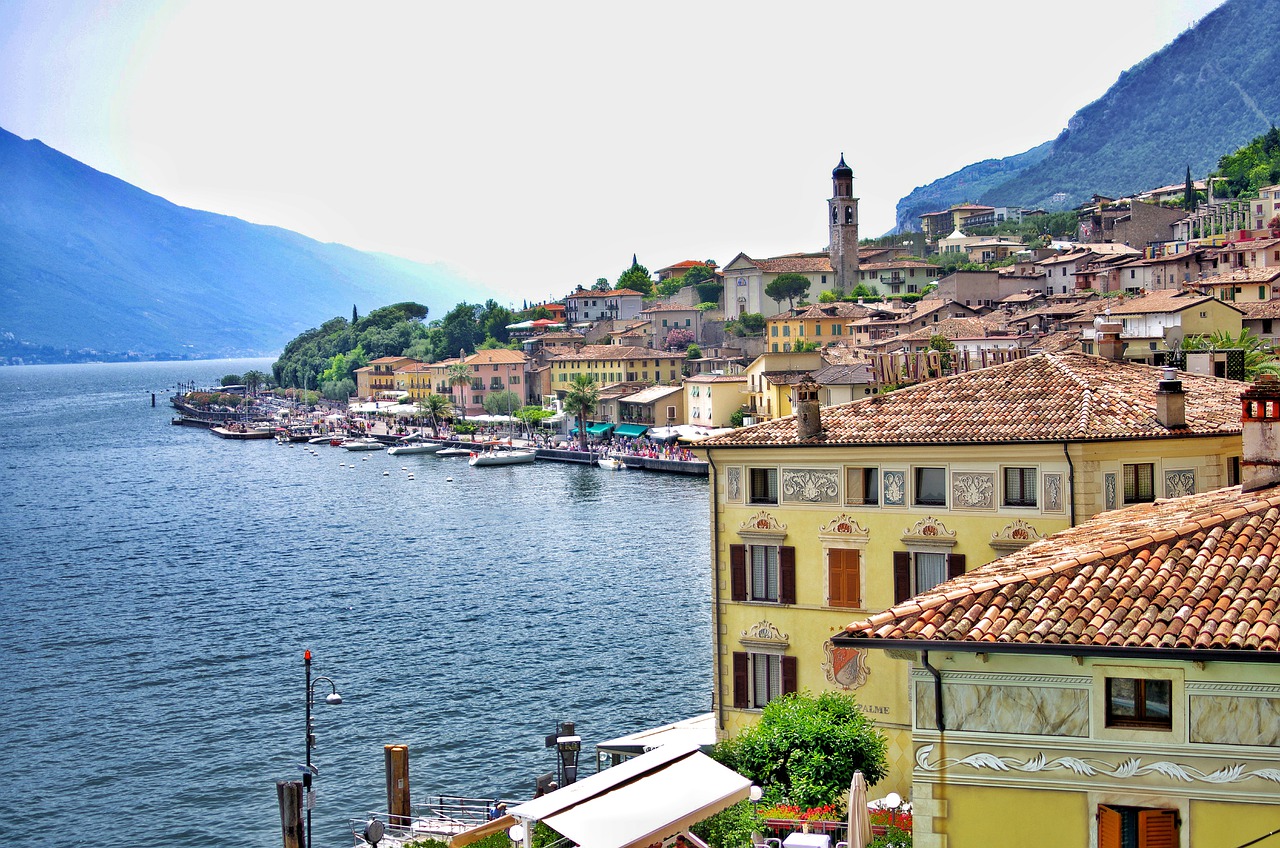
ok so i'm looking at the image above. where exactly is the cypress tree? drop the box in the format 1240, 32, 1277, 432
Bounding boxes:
1184, 166, 1198, 211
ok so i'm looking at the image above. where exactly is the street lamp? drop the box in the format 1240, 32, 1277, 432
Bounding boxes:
304, 649, 343, 848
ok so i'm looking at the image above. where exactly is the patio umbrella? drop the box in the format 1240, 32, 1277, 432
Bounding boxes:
847, 771, 871, 848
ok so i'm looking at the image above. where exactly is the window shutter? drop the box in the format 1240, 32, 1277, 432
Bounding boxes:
730, 545, 747, 602
779, 546, 797, 605
1138, 809, 1178, 848
828, 549, 861, 608
1098, 806, 1122, 848
732, 652, 749, 709
947, 553, 967, 581
893, 552, 911, 604
781, 655, 798, 695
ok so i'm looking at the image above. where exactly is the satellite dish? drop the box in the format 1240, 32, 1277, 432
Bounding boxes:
1165, 326, 1185, 351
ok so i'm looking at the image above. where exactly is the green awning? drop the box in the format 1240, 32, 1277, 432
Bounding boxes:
614, 424, 649, 438
586, 422, 615, 436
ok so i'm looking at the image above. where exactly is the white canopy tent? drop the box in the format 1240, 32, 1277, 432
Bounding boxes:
454, 742, 750, 848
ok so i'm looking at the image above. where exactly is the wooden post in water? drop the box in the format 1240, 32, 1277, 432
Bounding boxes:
276, 779, 303, 848
385, 744, 411, 826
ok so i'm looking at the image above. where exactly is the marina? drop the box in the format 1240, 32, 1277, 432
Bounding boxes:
0, 359, 711, 848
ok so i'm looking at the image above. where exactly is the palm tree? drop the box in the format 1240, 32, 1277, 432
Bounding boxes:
564, 373, 601, 451
416, 393, 452, 438
447, 361, 473, 420
242, 370, 268, 394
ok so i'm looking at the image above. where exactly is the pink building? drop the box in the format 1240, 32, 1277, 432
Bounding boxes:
456, 349, 532, 417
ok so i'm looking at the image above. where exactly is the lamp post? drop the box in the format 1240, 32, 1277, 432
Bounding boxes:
304, 649, 343, 848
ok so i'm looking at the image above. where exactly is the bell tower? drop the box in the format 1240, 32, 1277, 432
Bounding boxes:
828, 153, 860, 293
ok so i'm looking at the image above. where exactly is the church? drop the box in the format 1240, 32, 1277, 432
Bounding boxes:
720, 154, 862, 319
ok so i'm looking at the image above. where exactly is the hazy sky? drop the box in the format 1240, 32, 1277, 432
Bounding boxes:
0, 0, 1225, 305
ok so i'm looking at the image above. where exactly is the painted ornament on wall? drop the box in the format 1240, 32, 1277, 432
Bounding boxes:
824, 641, 870, 689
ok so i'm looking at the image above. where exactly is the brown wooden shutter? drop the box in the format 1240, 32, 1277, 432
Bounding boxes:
828, 549, 861, 608
730, 545, 747, 602
732, 652, 749, 709
947, 553, 967, 580
779, 546, 797, 605
1098, 806, 1121, 848
893, 551, 911, 604
781, 655, 798, 695
1138, 809, 1178, 848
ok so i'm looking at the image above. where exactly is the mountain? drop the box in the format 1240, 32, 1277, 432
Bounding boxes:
0, 126, 481, 362
892, 0, 1280, 232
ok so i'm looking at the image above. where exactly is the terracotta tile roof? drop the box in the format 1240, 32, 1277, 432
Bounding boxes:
1098, 290, 1228, 316
1192, 268, 1280, 286
565, 288, 644, 299
1238, 300, 1280, 320
1000, 292, 1046, 304
811, 363, 874, 385
464, 349, 529, 365
686, 373, 748, 383
776, 302, 875, 320
530, 331, 585, 342
842, 485, 1280, 654
550, 345, 685, 362
763, 370, 816, 387
1143, 250, 1206, 265
369, 356, 413, 364
858, 261, 936, 271
754, 254, 834, 274
820, 344, 871, 366
874, 316, 1009, 347
1030, 331, 1083, 354
697, 352, 1244, 447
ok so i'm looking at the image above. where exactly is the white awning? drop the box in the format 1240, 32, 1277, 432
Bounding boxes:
508, 743, 750, 848
596, 713, 716, 759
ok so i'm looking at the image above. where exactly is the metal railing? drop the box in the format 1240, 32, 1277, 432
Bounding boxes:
350, 795, 526, 846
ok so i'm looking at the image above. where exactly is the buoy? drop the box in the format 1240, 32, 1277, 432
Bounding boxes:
446, 477, 453, 482
401, 466, 407, 471
383, 471, 389, 476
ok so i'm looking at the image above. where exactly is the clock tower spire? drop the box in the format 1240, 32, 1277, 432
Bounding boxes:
828, 153, 860, 293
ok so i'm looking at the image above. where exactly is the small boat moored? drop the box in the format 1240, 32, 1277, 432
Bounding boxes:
387, 436, 445, 456
468, 445, 537, 467
597, 457, 625, 471
341, 437, 386, 451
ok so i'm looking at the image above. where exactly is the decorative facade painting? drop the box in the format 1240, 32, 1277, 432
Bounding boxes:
726, 466, 742, 503
951, 472, 996, 510
1165, 469, 1196, 499
823, 641, 870, 690
1043, 472, 1064, 513
781, 468, 840, 504
883, 470, 906, 506
1104, 472, 1117, 511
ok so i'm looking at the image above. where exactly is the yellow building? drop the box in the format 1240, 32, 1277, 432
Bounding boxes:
354, 356, 418, 399
765, 302, 871, 352
741, 351, 823, 422
840, 414, 1280, 848
548, 344, 685, 388
694, 353, 1245, 798
684, 374, 748, 428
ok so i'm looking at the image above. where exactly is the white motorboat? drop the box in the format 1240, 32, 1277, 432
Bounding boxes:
468, 446, 537, 467
341, 437, 386, 451
597, 457, 625, 471
387, 437, 445, 456
436, 447, 474, 457
308, 435, 334, 445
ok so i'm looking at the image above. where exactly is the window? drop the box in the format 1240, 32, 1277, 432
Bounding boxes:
510, 375, 520, 385
1003, 467, 1038, 507
914, 467, 947, 506
1228, 456, 1241, 487
845, 466, 879, 505
893, 552, 965, 603
749, 468, 778, 504
729, 544, 796, 604
828, 548, 861, 608
471, 379, 483, 391
750, 545, 779, 602
782, 326, 791, 337
1098, 805, 1179, 848
1123, 463, 1155, 504
732, 652, 797, 709
771, 326, 778, 337
1106, 677, 1172, 729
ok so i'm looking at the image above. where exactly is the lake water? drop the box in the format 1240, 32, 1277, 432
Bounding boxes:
0, 359, 711, 847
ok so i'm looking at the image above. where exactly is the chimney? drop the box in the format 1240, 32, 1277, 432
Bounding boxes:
1155, 367, 1186, 429
1096, 319, 1125, 361
795, 377, 822, 440
1241, 375, 1280, 492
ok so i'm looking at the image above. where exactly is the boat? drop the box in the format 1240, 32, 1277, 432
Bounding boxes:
211, 424, 275, 440
435, 446, 474, 457
308, 435, 334, 445
388, 436, 445, 456
468, 445, 537, 467
341, 437, 386, 451
597, 456, 625, 471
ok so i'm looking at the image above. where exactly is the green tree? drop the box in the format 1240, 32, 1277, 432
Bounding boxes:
617, 260, 654, 296
792, 340, 820, 352
563, 373, 601, 451
765, 273, 811, 311
1183, 165, 1198, 211
734, 312, 766, 335
416, 393, 452, 438
482, 390, 522, 416
712, 691, 888, 809
686, 343, 703, 360
447, 361, 473, 419
514, 404, 554, 435
478, 299, 516, 344
220, 373, 244, 387
928, 334, 955, 352
818, 290, 838, 303
241, 370, 269, 393
321, 378, 355, 401
591, 277, 611, 292
438, 303, 483, 356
